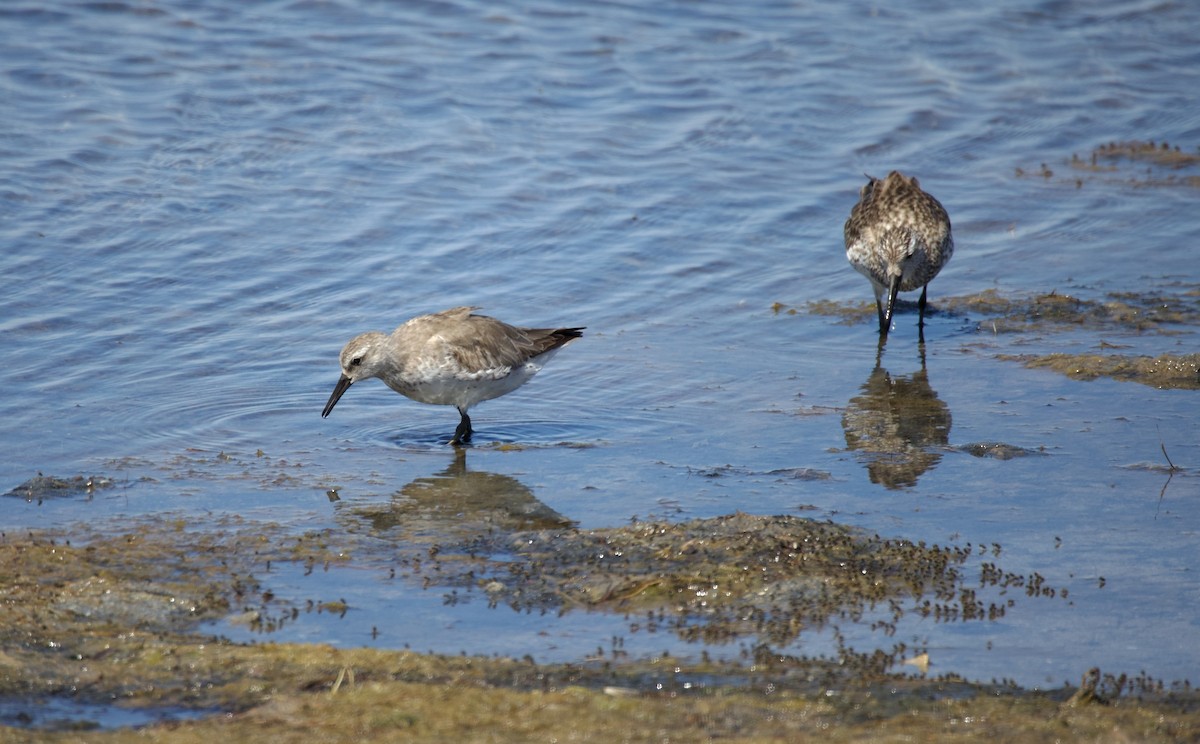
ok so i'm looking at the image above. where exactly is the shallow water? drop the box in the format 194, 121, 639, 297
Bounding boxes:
0, 697, 210, 732
2, 0, 1199, 695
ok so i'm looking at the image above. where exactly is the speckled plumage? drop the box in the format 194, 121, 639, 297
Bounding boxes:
322, 306, 583, 445
844, 171, 953, 339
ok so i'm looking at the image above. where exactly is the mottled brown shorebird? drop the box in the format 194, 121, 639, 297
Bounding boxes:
322, 306, 583, 445
844, 171, 953, 339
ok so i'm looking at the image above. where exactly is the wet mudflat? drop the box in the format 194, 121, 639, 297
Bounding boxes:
800, 284, 1200, 390
3, 283, 1199, 739
3, 0, 1200, 738
1, 506, 1198, 741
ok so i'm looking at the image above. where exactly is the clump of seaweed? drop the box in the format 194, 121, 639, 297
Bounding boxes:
796, 298, 877, 325
1019, 140, 1200, 188
1089, 140, 1200, 169
941, 288, 1200, 333
3, 473, 115, 501
802, 288, 1200, 334
0, 512, 1196, 739
797, 287, 1200, 387
459, 513, 1067, 663
999, 352, 1200, 390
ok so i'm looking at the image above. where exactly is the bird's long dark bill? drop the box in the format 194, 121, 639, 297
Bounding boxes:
322, 375, 353, 418
881, 274, 903, 337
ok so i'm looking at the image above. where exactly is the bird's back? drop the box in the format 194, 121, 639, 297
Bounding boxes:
844, 171, 945, 247
398, 307, 580, 375
845, 171, 952, 258
844, 171, 953, 295
388, 307, 583, 406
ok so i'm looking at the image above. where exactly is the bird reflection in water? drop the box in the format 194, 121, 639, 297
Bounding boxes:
841, 342, 951, 489
340, 447, 575, 537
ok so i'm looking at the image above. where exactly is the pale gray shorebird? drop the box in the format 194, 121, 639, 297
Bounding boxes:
322, 306, 584, 445
844, 171, 953, 340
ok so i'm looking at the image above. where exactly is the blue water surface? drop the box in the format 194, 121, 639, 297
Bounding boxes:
1, 0, 1198, 693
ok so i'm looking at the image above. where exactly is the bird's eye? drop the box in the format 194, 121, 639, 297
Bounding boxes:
350, 357, 363, 367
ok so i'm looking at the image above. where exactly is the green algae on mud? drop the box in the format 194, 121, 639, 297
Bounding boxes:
957, 442, 1046, 459
798, 297, 877, 325
795, 287, 1200, 333
8, 654, 1198, 743
478, 513, 988, 645
0, 511, 1076, 687
335, 506, 1068, 656
1000, 352, 1200, 390
790, 287, 1200, 388
3, 474, 117, 502
941, 288, 1200, 334
1, 514, 1199, 741
1018, 139, 1200, 189
1087, 140, 1200, 170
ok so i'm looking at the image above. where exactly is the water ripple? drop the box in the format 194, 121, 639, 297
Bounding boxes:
1, 0, 1199, 688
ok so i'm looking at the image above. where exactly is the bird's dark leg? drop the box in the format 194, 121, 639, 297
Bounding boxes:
450, 407, 473, 446
916, 285, 930, 343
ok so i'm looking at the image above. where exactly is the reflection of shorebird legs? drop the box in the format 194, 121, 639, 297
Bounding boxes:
844, 340, 951, 489
874, 334, 928, 370
446, 443, 468, 476
1155, 432, 1182, 520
